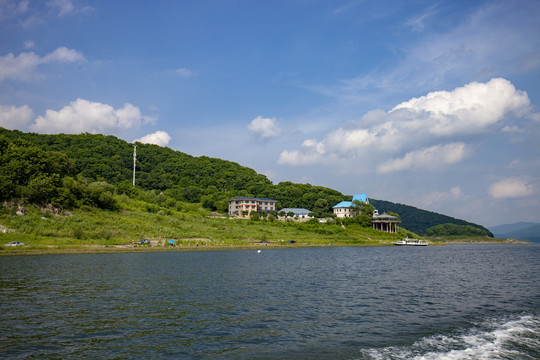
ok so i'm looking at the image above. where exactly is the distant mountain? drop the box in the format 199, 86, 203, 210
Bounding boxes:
489, 222, 540, 243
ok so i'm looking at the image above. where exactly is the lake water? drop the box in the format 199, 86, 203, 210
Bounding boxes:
1, 245, 539, 359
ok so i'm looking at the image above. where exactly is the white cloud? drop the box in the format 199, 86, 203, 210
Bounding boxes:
405, 3, 439, 33
30, 98, 149, 134
377, 143, 468, 174
248, 116, 282, 139
134, 131, 171, 147
0, 0, 29, 19
0, 47, 85, 82
47, 0, 92, 17
420, 186, 466, 208
47, 0, 74, 17
175, 67, 195, 77
0, 104, 34, 129
391, 78, 529, 136
488, 178, 534, 199
501, 125, 523, 133
43, 46, 85, 62
279, 78, 530, 172
278, 150, 321, 166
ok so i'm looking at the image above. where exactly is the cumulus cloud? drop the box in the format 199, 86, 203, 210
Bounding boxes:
43, 47, 85, 62
391, 78, 529, 136
0, 104, 34, 129
279, 78, 530, 173
377, 143, 468, 173
0, 47, 85, 82
134, 131, 171, 147
30, 98, 150, 134
488, 178, 534, 199
278, 139, 326, 166
248, 116, 282, 139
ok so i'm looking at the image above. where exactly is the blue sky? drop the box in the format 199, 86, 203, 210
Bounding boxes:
1, 0, 539, 227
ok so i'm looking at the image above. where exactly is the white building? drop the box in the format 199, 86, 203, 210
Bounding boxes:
332, 193, 369, 218
278, 208, 313, 220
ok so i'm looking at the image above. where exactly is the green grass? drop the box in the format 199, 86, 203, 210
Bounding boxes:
0, 197, 419, 253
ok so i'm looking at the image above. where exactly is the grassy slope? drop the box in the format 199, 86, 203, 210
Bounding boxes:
1, 197, 415, 254
2, 198, 522, 255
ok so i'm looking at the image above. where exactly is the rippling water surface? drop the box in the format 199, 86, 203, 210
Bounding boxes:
1, 244, 539, 359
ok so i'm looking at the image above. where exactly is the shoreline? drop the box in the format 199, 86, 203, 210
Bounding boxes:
0, 238, 532, 256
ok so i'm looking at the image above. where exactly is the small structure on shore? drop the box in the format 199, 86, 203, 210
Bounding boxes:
371, 210, 400, 233
278, 208, 313, 221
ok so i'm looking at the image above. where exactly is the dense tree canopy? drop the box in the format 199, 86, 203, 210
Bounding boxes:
425, 223, 491, 237
0, 136, 117, 209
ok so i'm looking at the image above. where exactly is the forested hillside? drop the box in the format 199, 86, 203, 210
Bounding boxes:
370, 199, 493, 236
0, 128, 491, 235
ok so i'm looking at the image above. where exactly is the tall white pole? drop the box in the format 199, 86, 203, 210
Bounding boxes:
133, 145, 137, 186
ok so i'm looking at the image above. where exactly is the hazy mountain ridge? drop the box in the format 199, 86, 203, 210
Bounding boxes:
489, 222, 540, 243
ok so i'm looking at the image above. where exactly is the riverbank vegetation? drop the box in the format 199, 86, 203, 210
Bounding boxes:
0, 127, 503, 254
1, 195, 421, 255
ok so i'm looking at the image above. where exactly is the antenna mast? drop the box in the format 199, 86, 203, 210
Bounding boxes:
133, 144, 137, 186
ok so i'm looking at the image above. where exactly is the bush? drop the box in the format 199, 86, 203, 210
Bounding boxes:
425, 223, 488, 237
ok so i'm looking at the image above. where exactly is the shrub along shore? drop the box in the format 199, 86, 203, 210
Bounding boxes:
1, 199, 519, 256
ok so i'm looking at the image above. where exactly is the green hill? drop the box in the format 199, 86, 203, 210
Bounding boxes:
370, 199, 493, 236
0, 127, 491, 236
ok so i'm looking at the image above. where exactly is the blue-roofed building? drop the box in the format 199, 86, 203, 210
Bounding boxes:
333, 193, 369, 218
228, 197, 277, 217
352, 193, 369, 203
278, 208, 314, 220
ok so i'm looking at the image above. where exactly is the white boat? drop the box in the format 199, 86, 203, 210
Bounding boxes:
393, 237, 428, 246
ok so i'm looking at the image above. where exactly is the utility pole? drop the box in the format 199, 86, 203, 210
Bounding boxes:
133, 144, 137, 186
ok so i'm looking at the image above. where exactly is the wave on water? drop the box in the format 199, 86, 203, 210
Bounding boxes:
359, 314, 540, 360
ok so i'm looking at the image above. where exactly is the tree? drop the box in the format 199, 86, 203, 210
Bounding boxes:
351, 199, 363, 216
312, 198, 329, 217
85, 181, 118, 210
24, 174, 60, 205
250, 211, 260, 221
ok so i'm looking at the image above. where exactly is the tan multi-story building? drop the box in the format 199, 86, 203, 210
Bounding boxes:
228, 197, 277, 217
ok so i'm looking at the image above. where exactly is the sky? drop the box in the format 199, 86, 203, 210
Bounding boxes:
1, 0, 539, 228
